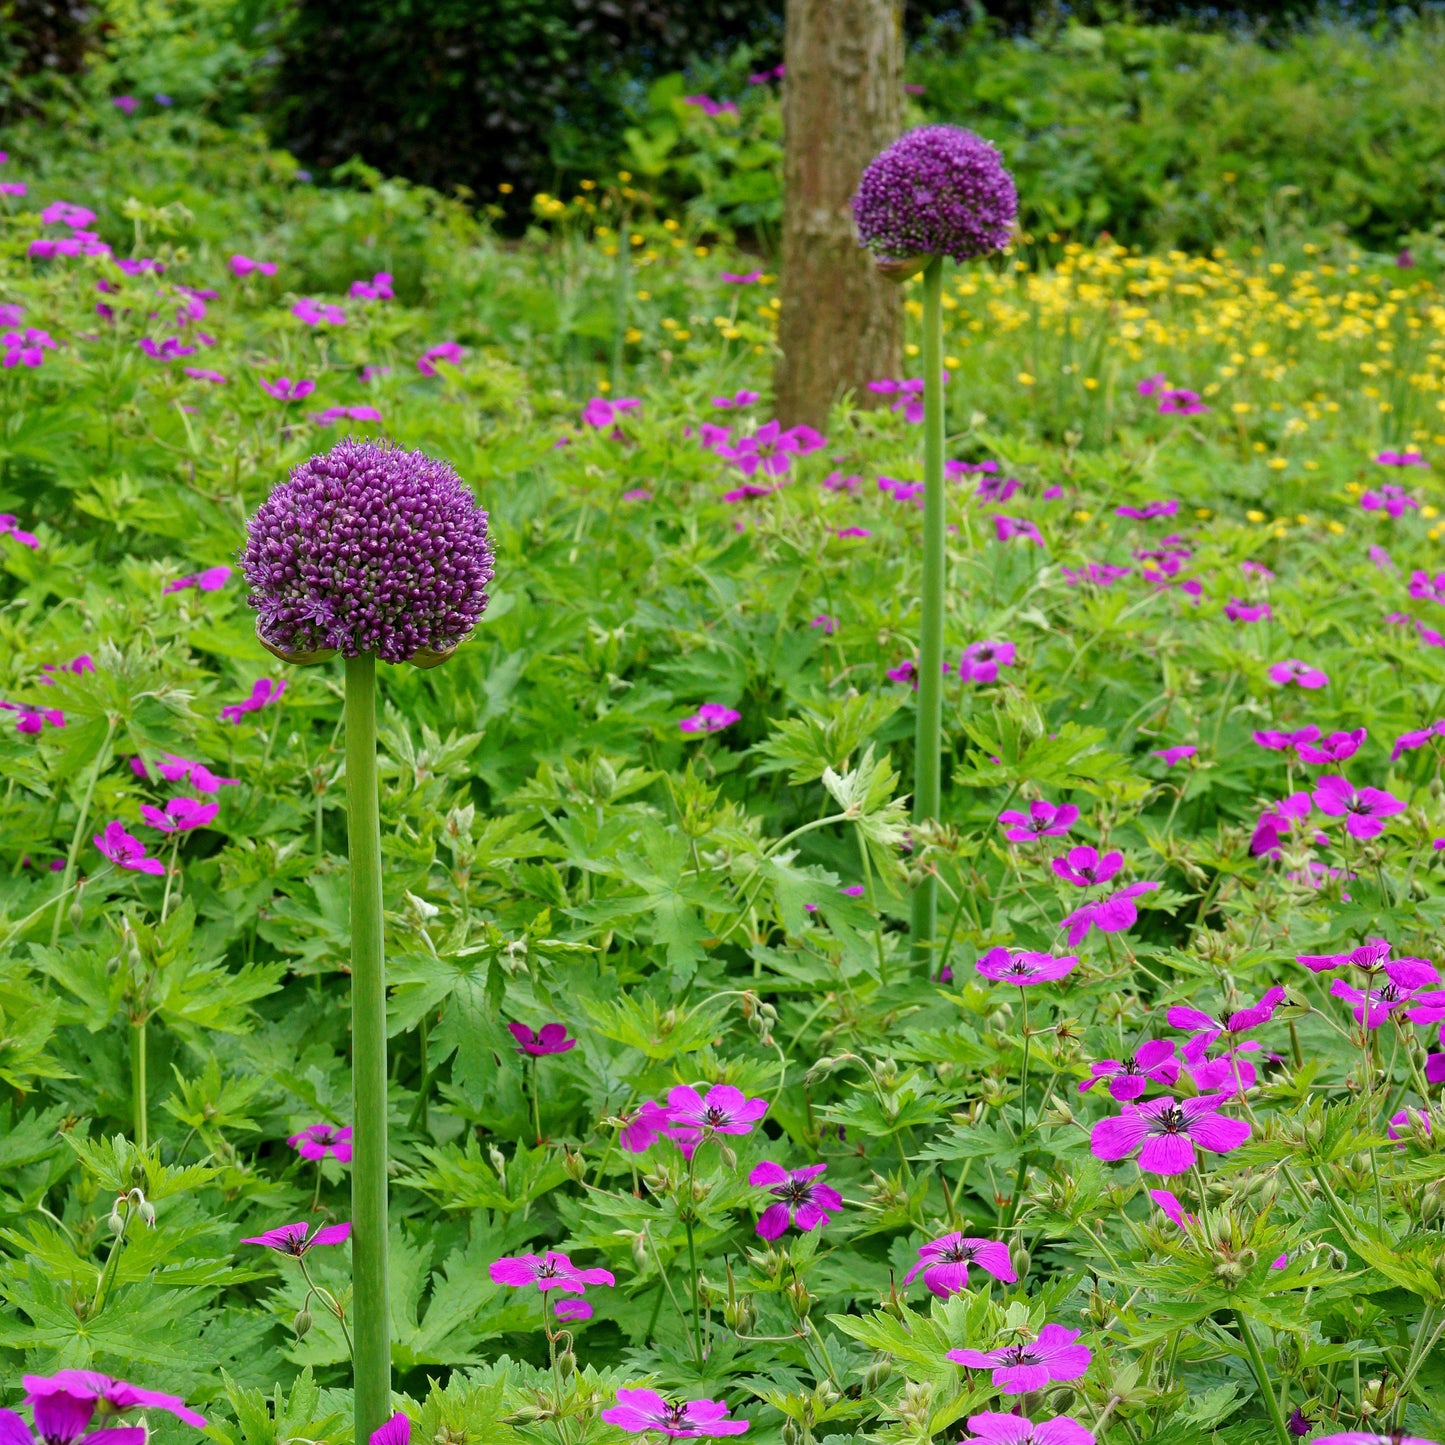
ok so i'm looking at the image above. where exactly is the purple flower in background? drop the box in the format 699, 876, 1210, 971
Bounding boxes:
720, 269, 764, 284
139, 336, 197, 360
903, 1233, 1016, 1297
999, 799, 1079, 842
1298, 728, 1365, 765
721, 420, 803, 477
811, 613, 837, 634
287, 1123, 353, 1161
958, 640, 1016, 683
960, 1416, 1096, 1445
229, 254, 277, 278
1051, 845, 1123, 887
1409, 569, 1445, 604
0, 183, 27, 196
183, 366, 228, 384
835, 526, 871, 538
370, 1415, 410, 1445
1376, 449, 1429, 468
887, 660, 918, 685
1090, 1094, 1250, 1174
164, 565, 232, 594
1079, 1039, 1178, 1101
1158, 388, 1208, 416
417, 341, 464, 376
349, 271, 394, 301
489, 1251, 615, 1294
623, 488, 652, 502
946, 458, 998, 477
259, 376, 315, 401
553, 1298, 592, 1321
293, 298, 346, 326
1296, 937, 1393, 974
947, 1324, 1093, 1395
1137, 373, 1169, 396
1153, 745, 1196, 766
976, 947, 1079, 986
685, 94, 738, 117
1361, 483, 1418, 517
1167, 987, 1286, 1051
312, 405, 384, 425
823, 469, 861, 492
667, 1084, 768, 1155
4, 703, 65, 734
1391, 718, 1445, 761
1387, 1107, 1433, 1143
1224, 598, 1271, 622
242, 1220, 351, 1256
93, 821, 166, 875
130, 752, 238, 794
112, 95, 138, 114
1312, 775, 1404, 839
242, 440, 493, 663
1116, 500, 1178, 520
509, 1021, 576, 1056
1330, 958, 1438, 1028
679, 703, 741, 734
748, 1161, 843, 1238
220, 678, 286, 723
1062, 562, 1130, 587
40, 202, 96, 227
974, 473, 1020, 505
138, 797, 219, 833
852, 124, 1017, 264
995, 516, 1043, 545
1250, 791, 1315, 856
23, 1374, 206, 1431
1059, 881, 1159, 945
1369, 545, 1395, 570
619, 1100, 673, 1153
1269, 659, 1328, 689
712, 390, 760, 409
601, 1391, 748, 1439
1254, 725, 1319, 757
749, 62, 785, 83
3, 327, 59, 367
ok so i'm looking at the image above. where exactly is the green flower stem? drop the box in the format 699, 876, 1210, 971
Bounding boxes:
52, 714, 117, 946
346, 653, 390, 1445
131, 1017, 147, 1150
684, 1149, 704, 1365
910, 255, 946, 965
1232, 1308, 1291, 1445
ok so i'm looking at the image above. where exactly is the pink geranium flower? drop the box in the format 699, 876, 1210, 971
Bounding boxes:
960, 1416, 1095, 1445
93, 821, 166, 875
1051, 845, 1123, 887
1090, 1094, 1250, 1175
221, 677, 286, 723
947, 1324, 1093, 1395
679, 703, 740, 734
1296, 937, 1393, 974
230, 254, 277, 277
489, 1251, 615, 1293
130, 752, 239, 793
1078, 1040, 1178, 1101
508, 1021, 576, 1055
417, 342, 464, 376
994, 515, 1043, 545
748, 1161, 843, 1238
999, 799, 1078, 842
259, 376, 315, 401
1166, 987, 1286, 1051
902, 1233, 1015, 1297
138, 797, 219, 833
601, 1390, 747, 1438
287, 1123, 353, 1162
619, 1099, 673, 1153
23, 1373, 206, 1431
667, 1084, 767, 1155
958, 640, 1015, 683
164, 565, 232, 594
1298, 728, 1366, 765
1312, 774, 1405, 839
1330, 958, 1439, 1028
582, 396, 641, 429
1116, 500, 1178, 520
1059, 882, 1158, 945
241, 1220, 351, 1256
1268, 659, 1329, 689
976, 947, 1078, 986
1152, 745, 1196, 766
553, 1298, 592, 1321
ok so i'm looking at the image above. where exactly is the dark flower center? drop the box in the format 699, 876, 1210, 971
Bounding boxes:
941, 1242, 978, 1264
780, 1179, 811, 1204
1157, 1105, 1187, 1134
703, 1106, 728, 1126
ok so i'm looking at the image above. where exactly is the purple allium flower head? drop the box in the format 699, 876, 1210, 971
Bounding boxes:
947, 1324, 1092, 1395
1312, 774, 1405, 839
23, 1375, 206, 1433
852, 124, 1017, 265
1299, 728, 1366, 765
242, 1220, 352, 1255
903, 1234, 1016, 1297
241, 440, 493, 664
1153, 745, 1196, 766
1059, 882, 1158, 945
958, 639, 1016, 683
999, 799, 1078, 842
666, 1084, 767, 1156
1090, 1094, 1249, 1174
601, 1391, 747, 1439
1079, 1039, 1178, 1101
976, 947, 1078, 986
960, 1416, 1095, 1445
748, 1161, 843, 1238
93, 821, 166, 876
509, 1021, 576, 1056
138, 797, 218, 833
1269, 659, 1329, 689
679, 703, 741, 734
287, 1122, 353, 1161
1052, 846, 1123, 888
489, 1251, 615, 1293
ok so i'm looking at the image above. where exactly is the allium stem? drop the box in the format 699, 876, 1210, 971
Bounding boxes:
346, 653, 391, 1442
909, 255, 946, 963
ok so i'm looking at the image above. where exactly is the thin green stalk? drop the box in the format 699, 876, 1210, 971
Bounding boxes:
160, 834, 181, 922
684, 1152, 704, 1365
1232, 1308, 1291, 1445
131, 1018, 147, 1150
346, 654, 390, 1443
52, 715, 117, 946
910, 255, 946, 964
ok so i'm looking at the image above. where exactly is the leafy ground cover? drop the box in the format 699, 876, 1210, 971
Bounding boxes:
3, 100, 1445, 1445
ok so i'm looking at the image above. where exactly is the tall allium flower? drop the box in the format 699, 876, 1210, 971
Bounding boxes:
852, 126, 1015, 971
241, 439, 493, 1445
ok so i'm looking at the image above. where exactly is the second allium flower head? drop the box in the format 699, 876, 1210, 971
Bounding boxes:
852, 123, 1017, 265
240, 439, 494, 665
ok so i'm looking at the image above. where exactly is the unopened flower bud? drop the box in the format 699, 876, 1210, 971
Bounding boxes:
787, 1277, 812, 1318
488, 1144, 508, 1176
1012, 1246, 1031, 1280
781, 1420, 801, 1445
68, 898, 84, 929
862, 1356, 892, 1392
718, 1144, 737, 1171
293, 1308, 314, 1339
632, 1234, 648, 1271
557, 1349, 576, 1379
107, 1207, 125, 1236
1042, 1099, 1074, 1127
562, 1148, 587, 1184
137, 1200, 156, 1227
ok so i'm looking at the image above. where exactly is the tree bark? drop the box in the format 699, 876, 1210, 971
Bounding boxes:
774, 0, 904, 431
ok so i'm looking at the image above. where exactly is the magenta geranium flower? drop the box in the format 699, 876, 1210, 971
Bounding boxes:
93, 821, 166, 876
958, 640, 1016, 684
1330, 957, 1438, 1028
1361, 483, 1419, 517
130, 752, 239, 794
619, 1099, 673, 1153
293, 298, 346, 326
1312, 775, 1405, 839
489, 1251, 615, 1293
976, 947, 1078, 986
164, 565, 232, 594
719, 420, 799, 478
221, 677, 286, 723
1185, 1038, 1264, 1097
712, 390, 760, 409
679, 703, 741, 734
288, 1123, 353, 1161
994, 516, 1043, 545
184, 367, 228, 384
1298, 728, 1365, 765
1268, 659, 1329, 689
509, 1021, 576, 1056
1224, 598, 1270, 623
902, 1233, 1015, 1297
960, 1415, 1095, 1445
947, 1324, 1093, 1395
1250, 791, 1314, 857
1078, 1040, 1178, 1101
349, 271, 394, 301
999, 800, 1078, 842
748, 1161, 843, 1238
1167, 987, 1286, 1051
721, 268, 764, 282
138, 797, 219, 833
230, 254, 277, 277
1090, 1094, 1250, 1175
259, 376, 315, 401
1410, 569, 1445, 604
1376, 449, 1429, 468
1296, 938, 1392, 974
241, 1220, 352, 1256
1388, 1106, 1432, 1142
417, 342, 465, 376
1051, 845, 1123, 888
1116, 500, 1178, 520
19, 1375, 206, 1441
369, 1414, 409, 1445
1061, 563, 1130, 587
1158, 388, 1208, 416
601, 1390, 747, 1438
1152, 745, 1196, 766
553, 1297, 592, 1321
1059, 881, 1158, 945
667, 1083, 768, 1154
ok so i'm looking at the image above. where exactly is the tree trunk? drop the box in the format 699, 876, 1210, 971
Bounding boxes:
774, 0, 904, 431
